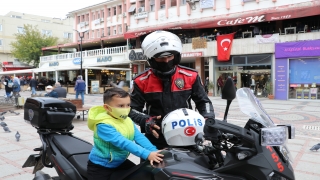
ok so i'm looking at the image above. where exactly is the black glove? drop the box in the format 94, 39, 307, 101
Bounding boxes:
145, 116, 158, 134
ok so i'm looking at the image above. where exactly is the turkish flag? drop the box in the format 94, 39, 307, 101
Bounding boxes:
217, 33, 236, 61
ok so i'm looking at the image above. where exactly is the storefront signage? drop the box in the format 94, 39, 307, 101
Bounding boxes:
181, 52, 203, 58
134, 12, 148, 19
73, 58, 81, 65
275, 59, 288, 100
129, 50, 147, 61
217, 15, 265, 26
97, 56, 112, 62
49, 62, 59, 67
275, 40, 320, 58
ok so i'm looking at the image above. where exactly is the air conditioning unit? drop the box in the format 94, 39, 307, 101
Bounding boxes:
138, 7, 144, 13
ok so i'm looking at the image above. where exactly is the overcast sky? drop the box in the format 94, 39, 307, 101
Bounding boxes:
0, 0, 107, 19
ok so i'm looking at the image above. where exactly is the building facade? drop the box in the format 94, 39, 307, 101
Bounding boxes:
33, 0, 320, 98
0, 11, 74, 67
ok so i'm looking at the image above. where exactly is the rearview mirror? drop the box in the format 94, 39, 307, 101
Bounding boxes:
221, 77, 236, 100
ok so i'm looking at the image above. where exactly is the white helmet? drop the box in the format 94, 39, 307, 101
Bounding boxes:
141, 31, 182, 59
162, 108, 205, 146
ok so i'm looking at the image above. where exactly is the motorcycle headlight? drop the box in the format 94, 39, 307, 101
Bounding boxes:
268, 172, 288, 180
261, 126, 288, 146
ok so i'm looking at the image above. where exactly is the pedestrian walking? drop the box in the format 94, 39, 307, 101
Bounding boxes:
74, 75, 86, 105
29, 77, 38, 95
12, 77, 21, 105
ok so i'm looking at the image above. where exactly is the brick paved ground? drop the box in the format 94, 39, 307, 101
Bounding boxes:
0, 89, 319, 179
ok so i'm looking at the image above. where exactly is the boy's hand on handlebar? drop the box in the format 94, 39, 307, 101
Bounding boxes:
145, 115, 161, 138
148, 150, 164, 166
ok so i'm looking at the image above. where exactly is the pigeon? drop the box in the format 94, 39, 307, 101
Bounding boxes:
0, 122, 7, 127
15, 131, 20, 141
0, 116, 5, 121
3, 126, 11, 133
310, 143, 320, 151
0, 111, 6, 116
9, 110, 19, 115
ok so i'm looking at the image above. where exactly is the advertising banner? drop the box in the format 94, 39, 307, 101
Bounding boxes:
275, 40, 320, 58
91, 80, 100, 94
275, 58, 288, 100
255, 34, 279, 44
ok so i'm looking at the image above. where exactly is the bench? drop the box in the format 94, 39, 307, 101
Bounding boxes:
62, 99, 92, 121
76, 106, 91, 121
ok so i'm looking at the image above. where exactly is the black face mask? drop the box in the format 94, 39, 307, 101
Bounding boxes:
152, 60, 175, 72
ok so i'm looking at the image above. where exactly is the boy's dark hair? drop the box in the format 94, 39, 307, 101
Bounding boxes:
103, 88, 129, 104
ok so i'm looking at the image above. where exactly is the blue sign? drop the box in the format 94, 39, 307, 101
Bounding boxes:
97, 56, 112, 62
171, 119, 203, 129
49, 62, 59, 67
73, 58, 81, 65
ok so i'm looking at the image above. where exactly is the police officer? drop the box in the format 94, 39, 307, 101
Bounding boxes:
129, 31, 215, 149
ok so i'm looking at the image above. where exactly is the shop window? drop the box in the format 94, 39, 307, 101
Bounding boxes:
233, 56, 246, 64
289, 58, 320, 100
247, 54, 272, 65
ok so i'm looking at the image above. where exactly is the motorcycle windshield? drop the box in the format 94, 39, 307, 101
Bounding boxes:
236, 88, 275, 128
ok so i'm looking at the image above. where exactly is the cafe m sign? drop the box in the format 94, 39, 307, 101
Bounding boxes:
97, 56, 112, 62
216, 14, 265, 26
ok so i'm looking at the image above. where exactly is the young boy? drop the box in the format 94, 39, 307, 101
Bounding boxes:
87, 88, 163, 180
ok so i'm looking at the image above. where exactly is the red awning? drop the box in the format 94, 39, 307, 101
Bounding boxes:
124, 1, 320, 39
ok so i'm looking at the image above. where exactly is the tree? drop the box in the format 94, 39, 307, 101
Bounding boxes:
10, 24, 58, 67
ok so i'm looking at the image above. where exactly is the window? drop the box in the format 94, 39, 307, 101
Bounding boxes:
41, 19, 50, 23
101, 28, 104, 37
114, 7, 117, 15
113, 26, 117, 35
181, 0, 186, 5
0, 24, 2, 31
98, 13, 100, 19
63, 32, 73, 39
119, 5, 122, 14
107, 27, 110, 35
17, 27, 24, 34
0, 39, 2, 46
78, 16, 80, 22
92, 30, 95, 38
93, 14, 95, 20
97, 29, 100, 37
108, 8, 111, 16
102, 11, 104, 18
118, 25, 122, 34
160, 0, 165, 9
42, 30, 52, 36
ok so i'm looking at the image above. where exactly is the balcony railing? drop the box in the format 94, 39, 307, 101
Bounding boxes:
40, 46, 127, 62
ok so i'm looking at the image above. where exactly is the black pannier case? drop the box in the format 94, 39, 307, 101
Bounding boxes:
24, 97, 76, 129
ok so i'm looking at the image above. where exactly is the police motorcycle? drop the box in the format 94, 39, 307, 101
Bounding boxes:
22, 78, 295, 180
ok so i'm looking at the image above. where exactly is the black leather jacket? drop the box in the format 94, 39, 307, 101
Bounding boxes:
129, 65, 215, 149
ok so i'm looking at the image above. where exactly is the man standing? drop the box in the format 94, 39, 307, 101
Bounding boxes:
45, 86, 58, 98
75, 75, 86, 105
204, 77, 209, 94
29, 77, 38, 95
129, 31, 215, 149
53, 82, 67, 98
217, 75, 224, 95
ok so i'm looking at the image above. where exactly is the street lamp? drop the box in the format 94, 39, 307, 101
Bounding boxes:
74, 29, 88, 77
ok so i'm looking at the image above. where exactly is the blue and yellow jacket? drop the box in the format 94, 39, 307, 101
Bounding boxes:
87, 106, 157, 168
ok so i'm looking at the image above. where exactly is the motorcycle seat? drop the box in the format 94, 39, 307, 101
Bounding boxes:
68, 154, 89, 178
52, 134, 93, 158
